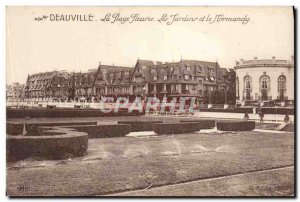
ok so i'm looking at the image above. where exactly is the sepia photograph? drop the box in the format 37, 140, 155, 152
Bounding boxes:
5, 6, 295, 197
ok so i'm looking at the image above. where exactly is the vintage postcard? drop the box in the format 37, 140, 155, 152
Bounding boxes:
6, 6, 294, 197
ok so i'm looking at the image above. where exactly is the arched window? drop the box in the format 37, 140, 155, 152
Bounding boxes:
236, 77, 239, 99
278, 75, 286, 100
259, 75, 271, 100
244, 76, 252, 100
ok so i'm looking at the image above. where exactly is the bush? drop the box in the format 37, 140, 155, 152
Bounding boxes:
66, 124, 131, 138
216, 121, 255, 131
153, 123, 200, 135
180, 119, 215, 129
7, 127, 88, 162
117, 121, 163, 132
25, 121, 97, 136
6, 122, 24, 136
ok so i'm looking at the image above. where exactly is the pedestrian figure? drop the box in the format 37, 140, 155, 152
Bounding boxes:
284, 114, 290, 123
259, 110, 264, 123
244, 113, 249, 120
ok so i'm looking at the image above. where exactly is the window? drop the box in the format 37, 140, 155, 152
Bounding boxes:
163, 75, 168, 80
133, 77, 136, 82
170, 66, 174, 71
186, 66, 191, 71
153, 76, 157, 81
259, 74, 270, 100
236, 77, 239, 99
184, 75, 189, 80
260, 75, 270, 90
278, 75, 286, 100
244, 75, 252, 100
151, 69, 156, 73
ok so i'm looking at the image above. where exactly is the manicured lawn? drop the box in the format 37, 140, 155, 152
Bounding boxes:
7, 129, 294, 196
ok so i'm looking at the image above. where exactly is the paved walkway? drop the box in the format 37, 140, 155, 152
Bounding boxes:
194, 112, 294, 122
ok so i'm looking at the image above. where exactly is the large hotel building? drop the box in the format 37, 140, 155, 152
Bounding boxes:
12, 59, 235, 104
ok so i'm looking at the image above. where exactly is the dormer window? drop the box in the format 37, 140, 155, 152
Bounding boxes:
184, 75, 189, 80
186, 66, 191, 71
151, 68, 156, 73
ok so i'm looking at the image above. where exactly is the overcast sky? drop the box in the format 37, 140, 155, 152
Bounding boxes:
6, 6, 294, 84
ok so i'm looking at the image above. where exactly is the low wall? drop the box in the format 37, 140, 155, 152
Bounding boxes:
117, 121, 163, 132
216, 121, 255, 131
66, 124, 131, 138
7, 127, 88, 162
179, 119, 215, 129
153, 123, 200, 135
199, 107, 294, 115
7, 108, 144, 118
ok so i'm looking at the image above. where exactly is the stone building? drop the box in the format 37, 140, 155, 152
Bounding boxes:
6, 82, 24, 102
234, 57, 294, 106
24, 70, 71, 101
135, 59, 235, 104
20, 59, 235, 104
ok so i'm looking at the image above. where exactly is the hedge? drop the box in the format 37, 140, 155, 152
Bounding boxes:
117, 121, 163, 132
216, 121, 255, 131
180, 119, 215, 129
7, 108, 144, 118
153, 123, 200, 135
66, 124, 131, 138
6, 122, 24, 136
7, 127, 88, 162
25, 121, 97, 136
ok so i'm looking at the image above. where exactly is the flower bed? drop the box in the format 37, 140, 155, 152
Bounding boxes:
24, 121, 97, 136
216, 121, 255, 131
7, 127, 88, 162
117, 121, 163, 132
153, 123, 200, 135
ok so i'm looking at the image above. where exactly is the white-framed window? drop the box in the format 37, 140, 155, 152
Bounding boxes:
153, 76, 157, 81
184, 75, 189, 80
186, 66, 191, 71
163, 75, 168, 80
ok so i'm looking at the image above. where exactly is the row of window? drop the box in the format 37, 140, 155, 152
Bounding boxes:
236, 74, 287, 99
150, 66, 215, 73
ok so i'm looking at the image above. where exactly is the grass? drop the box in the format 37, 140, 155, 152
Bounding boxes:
7, 128, 294, 196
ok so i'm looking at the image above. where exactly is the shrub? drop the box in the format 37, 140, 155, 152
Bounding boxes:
180, 119, 215, 129
6, 122, 24, 136
25, 121, 97, 136
153, 123, 200, 135
117, 121, 163, 132
66, 124, 131, 138
216, 121, 255, 131
7, 127, 88, 162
